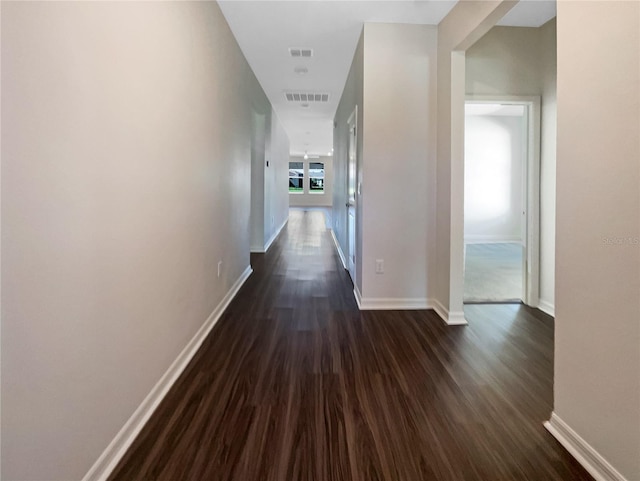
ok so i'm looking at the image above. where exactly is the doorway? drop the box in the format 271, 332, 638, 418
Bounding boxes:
463, 98, 540, 305
346, 107, 357, 283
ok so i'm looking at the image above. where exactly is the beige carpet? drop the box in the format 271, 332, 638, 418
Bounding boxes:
464, 243, 523, 302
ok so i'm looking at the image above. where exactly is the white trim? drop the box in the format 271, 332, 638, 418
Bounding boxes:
251, 217, 288, 253
264, 217, 288, 252
538, 299, 555, 317
432, 298, 469, 326
351, 295, 468, 326
353, 284, 363, 309
544, 413, 628, 481
82, 266, 253, 481
346, 105, 358, 285
330, 229, 347, 269
355, 297, 432, 310
446, 311, 468, 325
432, 298, 449, 323
465, 95, 541, 308
351, 293, 469, 327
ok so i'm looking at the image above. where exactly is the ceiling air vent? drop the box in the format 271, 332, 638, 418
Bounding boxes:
289, 48, 313, 58
284, 91, 330, 103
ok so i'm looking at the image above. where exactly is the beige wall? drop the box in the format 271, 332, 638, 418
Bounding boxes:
554, 1, 640, 479
334, 23, 437, 304
360, 23, 437, 302
466, 26, 541, 95
465, 20, 557, 314
288, 156, 333, 208
1, 2, 281, 479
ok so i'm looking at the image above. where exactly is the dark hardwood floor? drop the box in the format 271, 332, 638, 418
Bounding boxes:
110, 209, 592, 481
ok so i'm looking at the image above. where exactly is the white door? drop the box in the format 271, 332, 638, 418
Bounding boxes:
347, 108, 357, 282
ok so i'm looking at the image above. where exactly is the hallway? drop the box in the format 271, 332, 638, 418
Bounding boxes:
110, 210, 591, 481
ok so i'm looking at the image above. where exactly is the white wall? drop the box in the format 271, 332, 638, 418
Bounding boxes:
360, 23, 437, 303
250, 112, 267, 251
465, 21, 557, 314
262, 109, 291, 250
464, 113, 525, 243
1, 2, 278, 479
553, 2, 640, 479
264, 110, 289, 248
288, 156, 333, 208
333, 30, 364, 289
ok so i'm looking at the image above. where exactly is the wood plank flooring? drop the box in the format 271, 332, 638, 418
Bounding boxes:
110, 209, 592, 481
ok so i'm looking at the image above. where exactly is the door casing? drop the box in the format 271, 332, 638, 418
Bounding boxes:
465, 95, 541, 307
346, 106, 358, 284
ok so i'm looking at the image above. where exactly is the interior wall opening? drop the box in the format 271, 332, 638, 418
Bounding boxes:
463, 102, 527, 303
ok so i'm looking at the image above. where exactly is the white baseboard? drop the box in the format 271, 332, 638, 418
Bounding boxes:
251, 218, 288, 253
432, 298, 468, 326
353, 285, 428, 311
446, 311, 468, 325
352, 287, 468, 327
544, 413, 628, 481
432, 298, 448, 322
351, 294, 468, 325
355, 296, 432, 310
264, 217, 288, 253
82, 266, 253, 481
353, 284, 363, 309
330, 229, 347, 269
538, 299, 555, 317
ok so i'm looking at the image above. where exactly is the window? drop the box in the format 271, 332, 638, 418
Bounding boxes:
309, 162, 324, 193
289, 162, 304, 193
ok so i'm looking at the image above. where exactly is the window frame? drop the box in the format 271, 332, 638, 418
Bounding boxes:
308, 161, 325, 194
288, 161, 304, 194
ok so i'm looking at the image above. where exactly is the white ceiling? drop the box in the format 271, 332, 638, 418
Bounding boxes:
218, 0, 556, 156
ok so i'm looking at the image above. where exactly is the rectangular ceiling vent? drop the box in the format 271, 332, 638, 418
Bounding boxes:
289, 48, 313, 58
284, 91, 330, 103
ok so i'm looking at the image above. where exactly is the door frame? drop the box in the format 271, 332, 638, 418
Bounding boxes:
346, 106, 358, 285
464, 95, 541, 306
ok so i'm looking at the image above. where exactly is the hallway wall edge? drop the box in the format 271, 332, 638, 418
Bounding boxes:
81, 266, 254, 481
545, 413, 629, 481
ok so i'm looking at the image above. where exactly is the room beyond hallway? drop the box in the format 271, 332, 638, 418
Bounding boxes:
109, 210, 591, 481
464, 242, 523, 302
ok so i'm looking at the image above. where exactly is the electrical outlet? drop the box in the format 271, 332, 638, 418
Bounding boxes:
375, 259, 384, 274
217, 261, 222, 278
